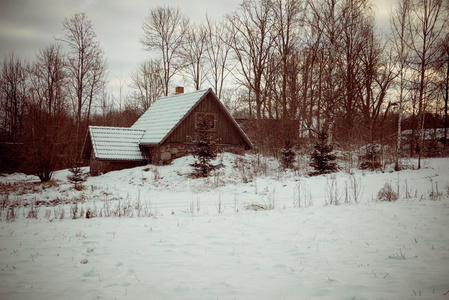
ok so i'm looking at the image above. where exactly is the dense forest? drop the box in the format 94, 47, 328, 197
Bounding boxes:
1, 0, 448, 181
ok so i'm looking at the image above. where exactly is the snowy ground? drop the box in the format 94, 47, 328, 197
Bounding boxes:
1, 154, 449, 299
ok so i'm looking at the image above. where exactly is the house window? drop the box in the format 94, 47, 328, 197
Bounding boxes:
195, 112, 217, 131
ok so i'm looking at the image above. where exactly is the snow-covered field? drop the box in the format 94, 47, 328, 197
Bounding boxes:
1, 154, 449, 299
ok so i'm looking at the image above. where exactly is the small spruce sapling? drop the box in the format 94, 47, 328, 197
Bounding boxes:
309, 130, 338, 176
189, 118, 223, 178
280, 139, 296, 170
67, 162, 88, 190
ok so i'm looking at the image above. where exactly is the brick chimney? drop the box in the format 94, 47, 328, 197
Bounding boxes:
175, 86, 184, 95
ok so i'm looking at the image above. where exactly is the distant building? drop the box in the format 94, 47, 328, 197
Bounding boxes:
82, 88, 253, 176
401, 128, 448, 157
401, 128, 447, 142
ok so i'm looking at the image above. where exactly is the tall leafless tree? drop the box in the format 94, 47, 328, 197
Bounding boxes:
273, 0, 303, 119
390, 0, 412, 170
59, 12, 107, 158
26, 44, 72, 181
306, 0, 345, 142
180, 23, 208, 90
357, 22, 397, 168
226, 0, 277, 120
441, 25, 449, 145
130, 59, 164, 112
140, 6, 189, 96
0, 54, 28, 141
205, 17, 235, 100
299, 20, 324, 135
338, 0, 372, 143
433, 2, 449, 147
407, 0, 448, 168
28, 44, 67, 117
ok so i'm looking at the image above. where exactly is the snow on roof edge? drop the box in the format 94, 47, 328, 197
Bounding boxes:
89, 126, 146, 161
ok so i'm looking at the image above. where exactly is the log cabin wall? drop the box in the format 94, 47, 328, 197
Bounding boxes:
166, 94, 246, 146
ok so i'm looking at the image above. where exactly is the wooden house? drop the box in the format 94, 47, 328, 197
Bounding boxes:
82, 88, 253, 175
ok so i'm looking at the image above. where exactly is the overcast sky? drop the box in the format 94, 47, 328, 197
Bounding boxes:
0, 0, 392, 97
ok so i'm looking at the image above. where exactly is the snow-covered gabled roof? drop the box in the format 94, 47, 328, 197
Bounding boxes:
131, 89, 210, 145
87, 126, 145, 161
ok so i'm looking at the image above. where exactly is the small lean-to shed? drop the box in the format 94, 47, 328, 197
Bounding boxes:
82, 88, 253, 175
81, 126, 146, 176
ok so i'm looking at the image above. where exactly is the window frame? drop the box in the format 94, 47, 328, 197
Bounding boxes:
195, 112, 217, 132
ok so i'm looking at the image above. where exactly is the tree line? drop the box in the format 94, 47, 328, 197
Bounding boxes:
131, 0, 448, 168
1, 0, 448, 181
0, 13, 109, 180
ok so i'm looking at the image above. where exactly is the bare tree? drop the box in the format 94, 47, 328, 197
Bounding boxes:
262, 49, 281, 119
28, 45, 67, 117
286, 47, 302, 122
26, 44, 72, 181
441, 25, 449, 145
86, 51, 107, 126
98, 89, 113, 125
432, 2, 449, 147
273, 0, 304, 119
338, 0, 372, 143
130, 59, 164, 112
305, 0, 345, 142
407, 0, 448, 168
140, 6, 189, 96
0, 54, 28, 141
356, 22, 397, 169
59, 12, 107, 157
226, 0, 277, 119
205, 17, 235, 100
112, 66, 125, 114
390, 0, 412, 170
299, 22, 324, 135
180, 23, 208, 90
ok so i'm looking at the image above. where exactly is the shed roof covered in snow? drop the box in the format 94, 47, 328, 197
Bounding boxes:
82, 126, 145, 161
